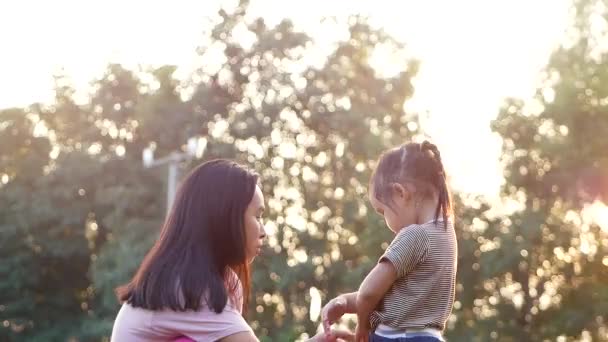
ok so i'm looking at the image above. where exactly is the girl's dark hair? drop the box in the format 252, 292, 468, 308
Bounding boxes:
371, 140, 452, 226
116, 159, 259, 313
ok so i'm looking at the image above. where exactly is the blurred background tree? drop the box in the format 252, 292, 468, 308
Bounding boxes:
1, 0, 607, 341
449, 0, 608, 340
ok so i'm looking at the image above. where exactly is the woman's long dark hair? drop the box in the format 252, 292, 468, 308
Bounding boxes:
116, 159, 259, 313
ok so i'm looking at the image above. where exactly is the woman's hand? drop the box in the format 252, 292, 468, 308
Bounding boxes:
321, 297, 348, 332
308, 328, 355, 342
354, 321, 370, 342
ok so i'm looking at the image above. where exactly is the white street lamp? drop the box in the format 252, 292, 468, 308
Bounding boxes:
142, 137, 205, 213
142, 148, 154, 168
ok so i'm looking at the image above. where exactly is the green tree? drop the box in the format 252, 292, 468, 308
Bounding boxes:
447, 1, 608, 340
178, 2, 420, 339
84, 1, 421, 340
0, 107, 92, 341
8, 0, 608, 341
0, 64, 168, 341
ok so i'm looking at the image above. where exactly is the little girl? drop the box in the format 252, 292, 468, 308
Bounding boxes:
322, 141, 457, 342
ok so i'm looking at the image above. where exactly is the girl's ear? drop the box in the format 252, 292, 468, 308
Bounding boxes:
390, 183, 411, 201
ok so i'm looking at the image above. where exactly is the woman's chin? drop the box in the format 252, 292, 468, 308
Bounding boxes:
248, 248, 263, 263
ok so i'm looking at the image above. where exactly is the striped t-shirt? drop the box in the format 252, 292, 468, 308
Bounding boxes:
369, 220, 457, 332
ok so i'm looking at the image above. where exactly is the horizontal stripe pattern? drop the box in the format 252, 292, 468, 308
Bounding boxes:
370, 220, 457, 332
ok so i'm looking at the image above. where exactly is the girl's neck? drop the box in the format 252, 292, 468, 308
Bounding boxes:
415, 199, 440, 224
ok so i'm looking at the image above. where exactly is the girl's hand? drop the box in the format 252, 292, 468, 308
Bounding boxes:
354, 323, 370, 342
321, 297, 348, 332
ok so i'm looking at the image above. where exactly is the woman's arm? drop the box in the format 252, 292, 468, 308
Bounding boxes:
219, 328, 354, 342
355, 261, 397, 340
218, 331, 259, 342
335, 292, 358, 313
322, 291, 358, 332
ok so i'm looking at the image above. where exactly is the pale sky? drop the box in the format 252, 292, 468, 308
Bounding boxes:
0, 0, 572, 198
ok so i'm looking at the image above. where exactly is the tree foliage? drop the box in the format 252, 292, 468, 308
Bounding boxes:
1, 1, 607, 341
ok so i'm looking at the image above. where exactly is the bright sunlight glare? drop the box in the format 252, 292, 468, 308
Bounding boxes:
0, 0, 571, 197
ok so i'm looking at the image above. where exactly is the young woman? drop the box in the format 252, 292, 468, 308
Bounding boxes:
111, 159, 352, 342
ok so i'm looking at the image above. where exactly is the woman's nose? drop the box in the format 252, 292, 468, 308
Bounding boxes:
259, 224, 267, 239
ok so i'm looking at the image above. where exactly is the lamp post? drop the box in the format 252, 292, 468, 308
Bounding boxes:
142, 137, 206, 213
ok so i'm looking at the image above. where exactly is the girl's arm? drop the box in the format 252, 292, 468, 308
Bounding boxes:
355, 261, 397, 338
